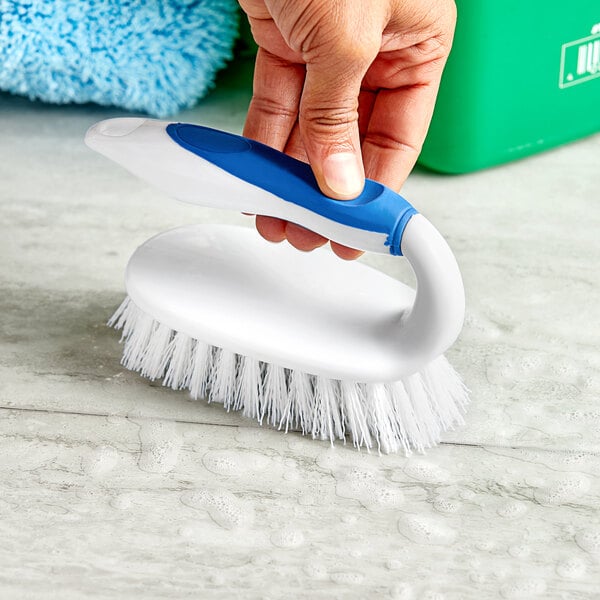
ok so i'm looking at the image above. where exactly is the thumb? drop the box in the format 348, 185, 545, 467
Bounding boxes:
299, 47, 373, 200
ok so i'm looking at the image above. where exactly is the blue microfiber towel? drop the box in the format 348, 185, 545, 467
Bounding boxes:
0, 0, 240, 117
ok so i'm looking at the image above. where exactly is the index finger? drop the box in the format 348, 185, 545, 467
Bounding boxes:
243, 48, 305, 152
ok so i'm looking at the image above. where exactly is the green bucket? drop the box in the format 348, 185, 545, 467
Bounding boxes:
419, 0, 600, 173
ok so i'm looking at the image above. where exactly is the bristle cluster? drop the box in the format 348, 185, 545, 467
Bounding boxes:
109, 297, 469, 454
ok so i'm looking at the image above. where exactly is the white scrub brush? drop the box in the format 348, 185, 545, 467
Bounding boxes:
85, 118, 468, 454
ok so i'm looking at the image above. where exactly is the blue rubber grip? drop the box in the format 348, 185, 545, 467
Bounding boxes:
166, 123, 418, 255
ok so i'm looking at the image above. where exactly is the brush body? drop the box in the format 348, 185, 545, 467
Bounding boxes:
86, 119, 469, 452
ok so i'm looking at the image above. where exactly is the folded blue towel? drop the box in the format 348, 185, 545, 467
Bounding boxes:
0, 0, 240, 117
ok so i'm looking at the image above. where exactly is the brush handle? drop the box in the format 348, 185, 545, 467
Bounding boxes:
86, 118, 465, 359
86, 118, 417, 255
166, 123, 417, 256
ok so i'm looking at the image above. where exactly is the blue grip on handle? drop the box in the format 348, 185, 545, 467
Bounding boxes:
166, 123, 418, 255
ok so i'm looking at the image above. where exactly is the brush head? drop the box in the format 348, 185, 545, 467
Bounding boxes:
111, 224, 469, 453
124, 224, 428, 382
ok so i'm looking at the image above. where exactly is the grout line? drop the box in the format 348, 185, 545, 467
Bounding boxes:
0, 404, 241, 429
439, 439, 600, 457
1, 405, 598, 457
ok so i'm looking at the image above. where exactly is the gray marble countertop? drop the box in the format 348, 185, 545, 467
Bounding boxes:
1, 60, 599, 599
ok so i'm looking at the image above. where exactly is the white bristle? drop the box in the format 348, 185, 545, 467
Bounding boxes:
312, 377, 344, 443
388, 382, 418, 454
237, 356, 261, 417
262, 363, 288, 427
121, 310, 154, 371
163, 332, 193, 390
189, 340, 211, 400
140, 322, 173, 380
210, 348, 238, 407
287, 370, 314, 435
108, 296, 132, 331
109, 297, 469, 454
277, 371, 295, 433
363, 384, 398, 454
339, 381, 371, 450
403, 374, 439, 450
423, 356, 469, 428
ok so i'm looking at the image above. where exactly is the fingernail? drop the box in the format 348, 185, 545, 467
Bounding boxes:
322, 152, 364, 198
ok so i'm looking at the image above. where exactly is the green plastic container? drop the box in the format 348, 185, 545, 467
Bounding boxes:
419, 0, 600, 173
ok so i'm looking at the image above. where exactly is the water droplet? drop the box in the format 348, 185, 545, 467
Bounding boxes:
304, 561, 328, 580
82, 445, 118, 477
476, 540, 496, 551
575, 527, 600, 554
389, 582, 414, 600
202, 451, 237, 475
271, 527, 304, 548
134, 419, 181, 474
330, 571, 364, 585
177, 521, 205, 542
283, 469, 301, 482
298, 494, 315, 506
335, 466, 403, 509
556, 556, 587, 579
433, 497, 460, 514
202, 449, 270, 476
110, 493, 132, 510
507, 545, 530, 559
534, 473, 590, 506
181, 489, 252, 530
341, 514, 357, 524
397, 513, 456, 546
403, 460, 450, 484
500, 578, 546, 598
420, 591, 445, 600
470, 572, 486, 583
209, 573, 225, 585
497, 500, 528, 519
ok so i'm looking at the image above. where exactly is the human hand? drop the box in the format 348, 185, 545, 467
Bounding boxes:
239, 0, 456, 259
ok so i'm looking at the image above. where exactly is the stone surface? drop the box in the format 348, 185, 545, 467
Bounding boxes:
1, 59, 599, 598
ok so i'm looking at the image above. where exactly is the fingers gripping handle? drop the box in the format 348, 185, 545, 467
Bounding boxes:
166, 122, 418, 255
85, 118, 417, 255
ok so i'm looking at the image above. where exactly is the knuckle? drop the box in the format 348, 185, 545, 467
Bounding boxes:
300, 102, 358, 136
250, 96, 298, 121
364, 132, 422, 156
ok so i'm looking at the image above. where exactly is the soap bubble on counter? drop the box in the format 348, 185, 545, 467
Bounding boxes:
270, 527, 304, 549
181, 488, 253, 530
397, 513, 456, 546
496, 499, 528, 519
575, 526, 600, 555
110, 493, 133, 511
334, 465, 403, 510
330, 571, 364, 585
499, 577, 546, 599
555, 556, 587, 579
82, 444, 119, 477
133, 418, 182, 474
201, 448, 270, 477
402, 460, 451, 484
533, 473, 591, 506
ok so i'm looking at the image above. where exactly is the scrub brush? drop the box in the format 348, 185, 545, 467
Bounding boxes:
85, 118, 468, 453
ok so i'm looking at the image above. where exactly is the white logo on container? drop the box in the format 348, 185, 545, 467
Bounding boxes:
559, 23, 600, 88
